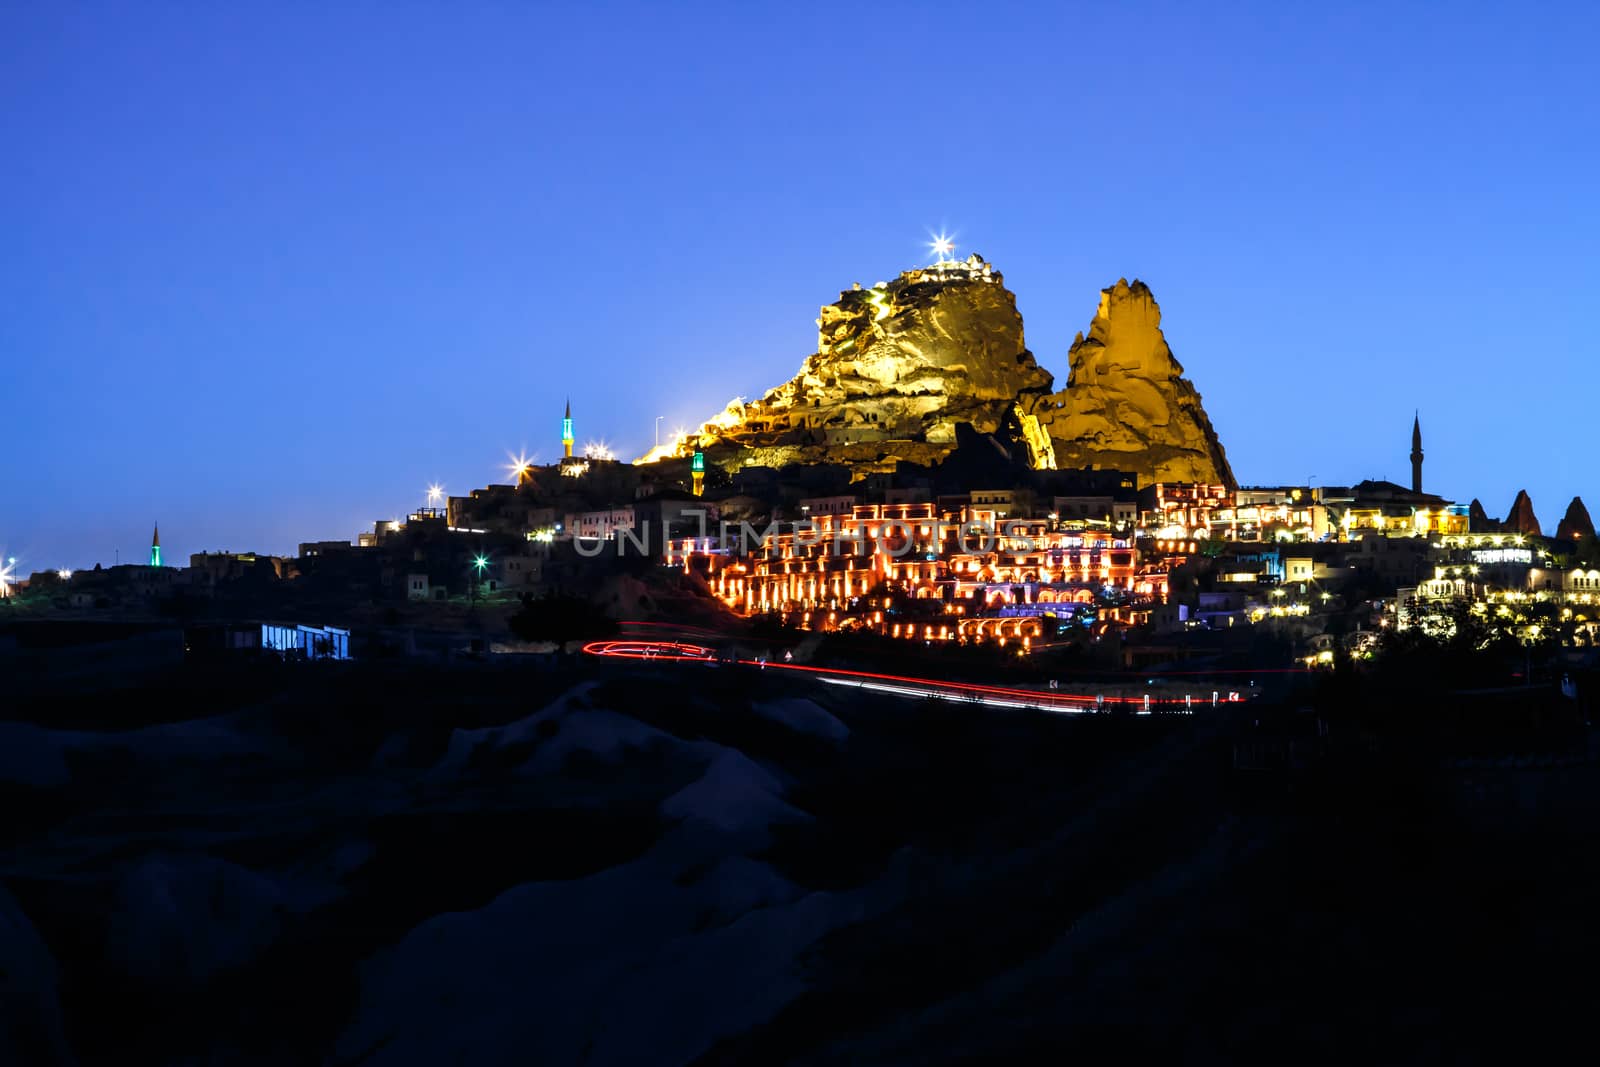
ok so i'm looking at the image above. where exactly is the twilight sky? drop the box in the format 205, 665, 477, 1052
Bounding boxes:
3, 3, 1596, 569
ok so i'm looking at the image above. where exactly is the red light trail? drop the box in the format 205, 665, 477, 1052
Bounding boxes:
581, 640, 1260, 713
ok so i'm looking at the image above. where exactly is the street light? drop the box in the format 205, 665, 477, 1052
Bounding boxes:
470, 553, 489, 606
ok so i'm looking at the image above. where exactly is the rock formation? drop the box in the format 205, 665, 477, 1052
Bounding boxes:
639, 254, 1053, 476
1557, 496, 1595, 541
1027, 279, 1234, 488
1468, 498, 1499, 533
644, 261, 1234, 489
1503, 490, 1542, 537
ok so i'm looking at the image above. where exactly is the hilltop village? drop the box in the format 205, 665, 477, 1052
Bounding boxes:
6, 257, 1597, 673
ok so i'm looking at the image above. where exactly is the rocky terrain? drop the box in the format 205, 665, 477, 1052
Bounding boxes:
0, 657, 1195, 1064
4, 652, 1600, 1064
646, 260, 1233, 487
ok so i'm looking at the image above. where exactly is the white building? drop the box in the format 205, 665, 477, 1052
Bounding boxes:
564, 507, 636, 541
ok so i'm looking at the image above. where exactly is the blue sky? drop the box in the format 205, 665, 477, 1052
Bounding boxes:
2, 3, 1596, 569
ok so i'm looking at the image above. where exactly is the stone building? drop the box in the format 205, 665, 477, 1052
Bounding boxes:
675, 502, 1146, 643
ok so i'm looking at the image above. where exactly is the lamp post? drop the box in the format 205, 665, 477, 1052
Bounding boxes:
471, 553, 489, 605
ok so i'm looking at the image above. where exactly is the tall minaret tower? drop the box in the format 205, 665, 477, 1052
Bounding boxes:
562, 398, 574, 460
150, 523, 162, 567
1410, 412, 1424, 494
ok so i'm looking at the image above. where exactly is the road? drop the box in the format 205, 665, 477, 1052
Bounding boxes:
580, 638, 1245, 715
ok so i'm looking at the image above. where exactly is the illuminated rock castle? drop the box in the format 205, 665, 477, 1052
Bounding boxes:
643, 250, 1233, 488
640, 251, 1054, 474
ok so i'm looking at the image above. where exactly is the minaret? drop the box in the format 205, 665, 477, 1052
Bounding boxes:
1410, 412, 1423, 494
692, 450, 705, 498
562, 398, 574, 460
150, 523, 162, 567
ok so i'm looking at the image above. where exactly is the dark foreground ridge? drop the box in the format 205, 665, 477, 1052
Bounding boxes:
3, 646, 1599, 1064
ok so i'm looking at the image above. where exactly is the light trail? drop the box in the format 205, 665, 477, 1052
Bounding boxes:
815, 675, 1088, 713
615, 622, 1305, 678
580, 639, 1231, 714
752, 658, 1138, 705
582, 640, 715, 662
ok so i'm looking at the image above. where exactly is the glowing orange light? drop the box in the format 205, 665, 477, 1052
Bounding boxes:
504, 449, 535, 482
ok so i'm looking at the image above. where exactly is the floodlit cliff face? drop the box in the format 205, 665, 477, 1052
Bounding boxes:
640, 255, 1054, 474
1029, 279, 1235, 488
646, 264, 1234, 488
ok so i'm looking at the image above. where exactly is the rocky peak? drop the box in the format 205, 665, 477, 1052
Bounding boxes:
1029, 279, 1234, 488
643, 254, 1054, 474
1557, 496, 1595, 541
1468, 498, 1498, 533
1504, 490, 1542, 536
799, 254, 1052, 407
